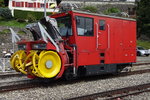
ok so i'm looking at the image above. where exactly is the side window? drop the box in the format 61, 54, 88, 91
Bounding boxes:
99, 20, 105, 30
76, 16, 94, 36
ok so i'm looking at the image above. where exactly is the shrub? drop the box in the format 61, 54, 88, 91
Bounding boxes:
14, 10, 52, 22
104, 7, 120, 15
0, 8, 12, 19
82, 6, 98, 13
27, 14, 37, 22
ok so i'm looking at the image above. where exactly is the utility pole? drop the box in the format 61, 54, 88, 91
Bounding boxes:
44, 0, 47, 17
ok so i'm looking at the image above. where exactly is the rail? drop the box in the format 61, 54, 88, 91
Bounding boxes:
0, 58, 12, 72
0, 66, 150, 93
67, 83, 150, 100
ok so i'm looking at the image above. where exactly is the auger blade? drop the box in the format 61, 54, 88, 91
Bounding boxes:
10, 50, 26, 73
32, 51, 44, 78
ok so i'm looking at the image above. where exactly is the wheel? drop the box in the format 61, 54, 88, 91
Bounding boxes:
145, 54, 149, 56
137, 51, 141, 56
117, 64, 132, 73
64, 67, 75, 81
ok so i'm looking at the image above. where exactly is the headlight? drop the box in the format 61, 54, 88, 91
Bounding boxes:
141, 51, 145, 54
18, 44, 26, 50
32, 44, 46, 49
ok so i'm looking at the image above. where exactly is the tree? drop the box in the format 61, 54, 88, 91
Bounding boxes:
4, 0, 9, 7
56, 0, 62, 6
136, 0, 150, 39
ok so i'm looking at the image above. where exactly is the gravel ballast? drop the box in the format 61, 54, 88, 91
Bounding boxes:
124, 92, 150, 100
137, 56, 150, 63
0, 72, 150, 100
0, 56, 150, 100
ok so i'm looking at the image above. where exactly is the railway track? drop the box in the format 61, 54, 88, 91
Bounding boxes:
65, 63, 150, 100
67, 83, 150, 100
0, 79, 44, 93
0, 63, 149, 93
0, 62, 149, 78
133, 62, 150, 66
0, 72, 24, 79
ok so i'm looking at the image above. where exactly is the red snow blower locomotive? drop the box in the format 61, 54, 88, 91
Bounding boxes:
10, 10, 136, 80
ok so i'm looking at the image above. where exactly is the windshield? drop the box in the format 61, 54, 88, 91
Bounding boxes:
56, 16, 72, 36
138, 47, 145, 50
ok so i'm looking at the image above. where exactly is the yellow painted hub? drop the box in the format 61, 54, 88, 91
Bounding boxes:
38, 51, 61, 78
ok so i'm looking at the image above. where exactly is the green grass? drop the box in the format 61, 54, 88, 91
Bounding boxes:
0, 19, 28, 28
18, 30, 26, 34
0, 29, 10, 34
137, 40, 150, 49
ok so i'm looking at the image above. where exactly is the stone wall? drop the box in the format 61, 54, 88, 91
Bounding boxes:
0, 26, 33, 57
64, 0, 134, 2
62, 0, 135, 13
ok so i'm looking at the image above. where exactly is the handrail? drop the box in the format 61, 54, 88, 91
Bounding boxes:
107, 24, 110, 49
96, 23, 99, 50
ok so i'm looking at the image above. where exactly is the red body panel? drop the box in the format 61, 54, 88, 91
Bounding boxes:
52, 11, 136, 67
73, 12, 136, 66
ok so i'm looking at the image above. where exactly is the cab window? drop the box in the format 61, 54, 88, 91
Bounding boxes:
76, 16, 94, 36
56, 16, 72, 36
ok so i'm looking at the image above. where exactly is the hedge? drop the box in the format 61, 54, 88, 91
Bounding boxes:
14, 10, 52, 22
104, 7, 120, 15
0, 7, 12, 19
0, 1, 5, 7
81, 6, 98, 13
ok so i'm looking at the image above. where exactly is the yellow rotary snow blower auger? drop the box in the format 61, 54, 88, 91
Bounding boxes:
10, 17, 69, 79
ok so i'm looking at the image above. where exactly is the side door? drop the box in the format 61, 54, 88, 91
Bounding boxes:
97, 19, 108, 50
75, 16, 99, 65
